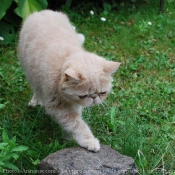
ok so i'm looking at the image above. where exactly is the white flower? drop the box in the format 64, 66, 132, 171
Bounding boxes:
148, 22, 152, 25
100, 17, 106, 22
0, 36, 4, 41
90, 10, 94, 15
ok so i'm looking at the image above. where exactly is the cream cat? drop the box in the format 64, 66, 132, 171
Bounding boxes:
18, 10, 120, 152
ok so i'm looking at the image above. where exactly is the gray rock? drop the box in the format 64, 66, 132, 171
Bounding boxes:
38, 145, 138, 175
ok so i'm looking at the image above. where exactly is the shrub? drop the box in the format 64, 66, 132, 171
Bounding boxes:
0, 128, 28, 173
0, 0, 48, 45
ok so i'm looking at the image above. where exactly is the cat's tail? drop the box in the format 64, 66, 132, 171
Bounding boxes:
77, 34, 85, 45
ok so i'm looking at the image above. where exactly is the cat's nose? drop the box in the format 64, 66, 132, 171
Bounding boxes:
91, 95, 97, 99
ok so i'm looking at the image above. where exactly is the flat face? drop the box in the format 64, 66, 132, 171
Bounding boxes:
61, 73, 112, 107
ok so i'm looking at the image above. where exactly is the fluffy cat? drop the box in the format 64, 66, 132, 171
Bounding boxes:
18, 10, 120, 152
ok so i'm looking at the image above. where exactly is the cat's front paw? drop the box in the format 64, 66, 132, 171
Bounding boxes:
78, 138, 100, 152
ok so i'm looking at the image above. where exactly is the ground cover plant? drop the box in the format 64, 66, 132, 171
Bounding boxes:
0, 0, 175, 174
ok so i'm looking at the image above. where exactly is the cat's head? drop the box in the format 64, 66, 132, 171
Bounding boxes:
60, 53, 120, 107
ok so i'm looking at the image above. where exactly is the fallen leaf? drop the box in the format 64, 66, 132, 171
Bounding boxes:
128, 19, 134, 26
152, 38, 157, 42
107, 28, 114, 31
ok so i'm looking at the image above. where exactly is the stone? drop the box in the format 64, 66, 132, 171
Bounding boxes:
38, 145, 138, 175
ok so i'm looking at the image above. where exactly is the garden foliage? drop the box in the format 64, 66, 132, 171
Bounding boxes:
0, 128, 28, 173
0, 0, 48, 45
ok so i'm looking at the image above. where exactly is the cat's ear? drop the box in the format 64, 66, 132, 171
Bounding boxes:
65, 68, 80, 81
103, 61, 121, 74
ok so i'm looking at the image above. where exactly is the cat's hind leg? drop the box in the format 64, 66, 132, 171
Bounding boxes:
28, 93, 42, 107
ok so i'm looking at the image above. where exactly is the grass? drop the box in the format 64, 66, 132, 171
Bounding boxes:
0, 1, 175, 174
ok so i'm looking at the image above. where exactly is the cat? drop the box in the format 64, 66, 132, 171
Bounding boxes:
18, 10, 120, 152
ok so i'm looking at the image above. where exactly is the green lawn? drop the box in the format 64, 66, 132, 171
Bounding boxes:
0, 1, 175, 174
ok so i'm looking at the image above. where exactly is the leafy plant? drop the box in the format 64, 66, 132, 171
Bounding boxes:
61, 0, 73, 11
0, 128, 28, 173
134, 20, 151, 35
0, 0, 13, 20
14, 0, 48, 20
0, 0, 48, 45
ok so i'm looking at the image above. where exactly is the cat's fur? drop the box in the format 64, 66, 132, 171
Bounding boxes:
18, 10, 120, 152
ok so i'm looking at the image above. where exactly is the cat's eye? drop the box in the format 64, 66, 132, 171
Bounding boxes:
100, 91, 107, 95
79, 95, 88, 99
